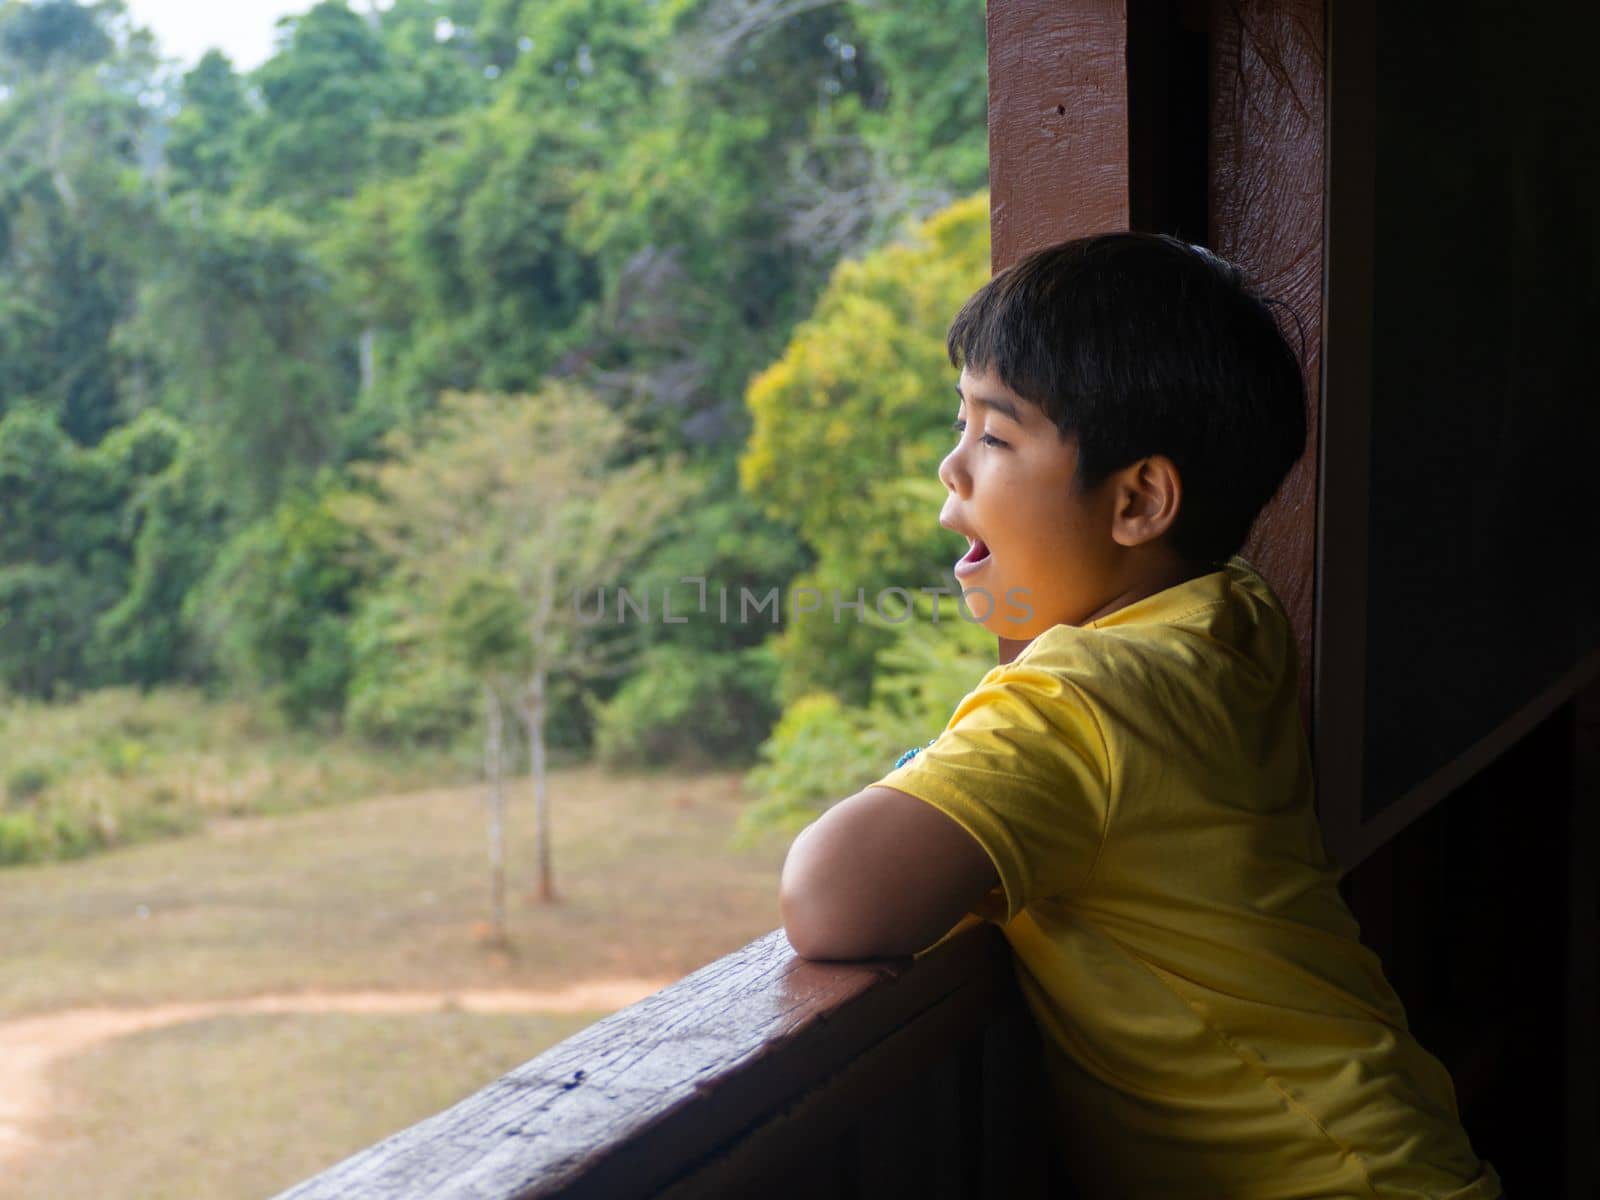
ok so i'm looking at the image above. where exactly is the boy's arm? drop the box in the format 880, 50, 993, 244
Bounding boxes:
780, 786, 1000, 961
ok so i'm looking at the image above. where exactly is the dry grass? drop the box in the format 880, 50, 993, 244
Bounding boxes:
8, 1011, 606, 1200
0, 765, 790, 1017
0, 687, 474, 865
0, 764, 794, 1199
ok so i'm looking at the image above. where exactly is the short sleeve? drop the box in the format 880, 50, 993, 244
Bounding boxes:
870, 662, 1113, 925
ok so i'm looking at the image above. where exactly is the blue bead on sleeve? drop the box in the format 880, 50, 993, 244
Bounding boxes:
893, 736, 939, 770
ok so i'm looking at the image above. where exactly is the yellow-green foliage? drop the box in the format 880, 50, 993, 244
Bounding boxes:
738, 193, 990, 706
740, 192, 990, 581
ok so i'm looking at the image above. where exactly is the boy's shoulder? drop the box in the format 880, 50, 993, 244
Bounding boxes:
1003, 555, 1296, 707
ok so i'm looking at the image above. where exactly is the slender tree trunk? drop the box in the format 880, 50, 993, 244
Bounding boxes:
482, 682, 508, 944
523, 667, 554, 902
358, 327, 378, 394
44, 95, 79, 214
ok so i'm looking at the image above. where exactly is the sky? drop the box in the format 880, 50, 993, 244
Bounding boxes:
122, 0, 389, 72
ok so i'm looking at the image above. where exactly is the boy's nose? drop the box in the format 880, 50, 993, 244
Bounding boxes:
938, 446, 970, 497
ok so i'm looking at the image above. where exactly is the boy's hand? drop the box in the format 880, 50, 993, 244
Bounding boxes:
779, 787, 1000, 961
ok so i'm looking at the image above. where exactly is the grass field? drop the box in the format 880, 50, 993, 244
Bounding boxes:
0, 762, 794, 1200
0, 687, 474, 867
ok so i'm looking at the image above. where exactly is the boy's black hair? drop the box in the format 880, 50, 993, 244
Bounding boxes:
946, 232, 1308, 569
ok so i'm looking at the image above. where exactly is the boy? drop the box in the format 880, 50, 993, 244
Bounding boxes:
779, 234, 1503, 1198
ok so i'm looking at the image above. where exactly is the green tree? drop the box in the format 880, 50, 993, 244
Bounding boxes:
376, 0, 671, 411
316, 177, 424, 446
374, 0, 490, 134
582, 466, 807, 765
164, 50, 251, 197
567, 0, 890, 447
413, 104, 603, 392
185, 483, 368, 725
123, 202, 355, 518
0, 0, 112, 73
87, 413, 226, 685
242, 1, 396, 219
0, 0, 158, 442
342, 584, 479, 744
0, 405, 211, 695
334, 384, 695, 939
850, 0, 988, 193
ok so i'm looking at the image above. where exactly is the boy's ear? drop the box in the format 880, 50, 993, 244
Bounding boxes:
1109, 455, 1182, 548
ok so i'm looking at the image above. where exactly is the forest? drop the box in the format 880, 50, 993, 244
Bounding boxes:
0, 0, 1000, 861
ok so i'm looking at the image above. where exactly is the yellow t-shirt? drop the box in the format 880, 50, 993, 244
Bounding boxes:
873, 556, 1502, 1199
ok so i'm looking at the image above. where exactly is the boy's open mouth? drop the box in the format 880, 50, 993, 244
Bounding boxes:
954, 536, 991, 578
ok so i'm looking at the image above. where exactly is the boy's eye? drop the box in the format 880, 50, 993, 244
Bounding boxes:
951, 418, 1006, 449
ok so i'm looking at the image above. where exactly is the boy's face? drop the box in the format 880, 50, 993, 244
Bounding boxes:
938, 367, 1129, 639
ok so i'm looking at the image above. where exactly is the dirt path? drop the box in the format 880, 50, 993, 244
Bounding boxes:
0, 978, 673, 1175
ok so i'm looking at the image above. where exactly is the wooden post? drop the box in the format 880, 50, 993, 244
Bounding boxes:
986, 0, 1132, 272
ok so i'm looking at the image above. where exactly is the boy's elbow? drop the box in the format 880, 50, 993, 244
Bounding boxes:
779, 831, 875, 960
782, 892, 924, 960
780, 861, 843, 959
782, 897, 876, 961
780, 901, 829, 960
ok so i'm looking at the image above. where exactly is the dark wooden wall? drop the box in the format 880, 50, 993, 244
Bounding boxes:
1343, 682, 1598, 1197
1318, 6, 1598, 1190
1317, 0, 1600, 865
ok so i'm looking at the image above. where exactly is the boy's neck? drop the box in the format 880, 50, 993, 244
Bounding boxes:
995, 558, 1218, 665
997, 636, 1030, 666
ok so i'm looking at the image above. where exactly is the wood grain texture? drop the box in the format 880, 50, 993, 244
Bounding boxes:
274, 923, 1041, 1200
1208, 0, 1326, 733
987, 0, 1131, 272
